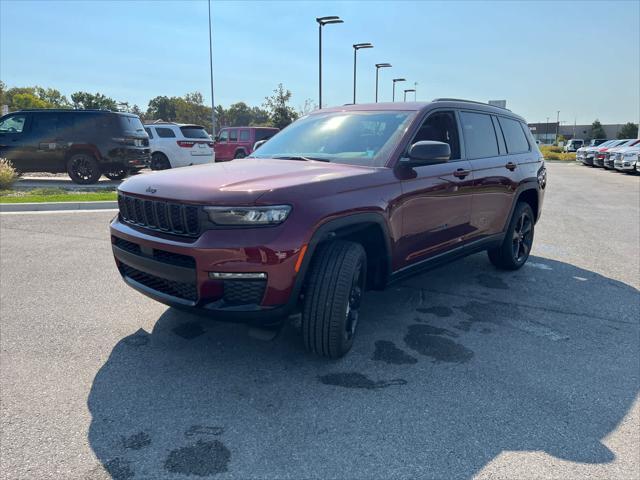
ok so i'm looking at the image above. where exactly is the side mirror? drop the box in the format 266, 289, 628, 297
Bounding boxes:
402, 141, 451, 167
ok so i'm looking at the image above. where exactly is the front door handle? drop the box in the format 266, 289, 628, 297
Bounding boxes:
453, 168, 471, 179
505, 161, 517, 171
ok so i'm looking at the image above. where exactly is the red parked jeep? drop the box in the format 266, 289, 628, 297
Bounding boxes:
213, 126, 279, 161
111, 99, 546, 358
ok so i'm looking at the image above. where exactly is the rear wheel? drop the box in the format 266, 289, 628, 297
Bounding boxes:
66, 153, 101, 184
488, 202, 535, 270
103, 164, 129, 180
301, 241, 367, 358
234, 150, 247, 159
151, 152, 171, 170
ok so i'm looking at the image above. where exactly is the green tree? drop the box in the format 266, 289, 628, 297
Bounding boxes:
131, 104, 144, 119
227, 102, 253, 126
71, 91, 118, 110
12, 93, 49, 109
35, 87, 70, 107
591, 119, 606, 139
263, 83, 298, 129
249, 106, 271, 126
617, 122, 638, 139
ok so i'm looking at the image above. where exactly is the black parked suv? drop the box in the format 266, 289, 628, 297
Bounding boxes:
0, 109, 150, 184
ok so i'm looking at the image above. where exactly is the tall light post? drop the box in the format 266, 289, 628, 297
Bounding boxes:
316, 16, 343, 109
208, 0, 216, 133
413, 81, 418, 101
403, 89, 415, 102
555, 110, 560, 144
353, 43, 373, 104
375, 63, 392, 102
545, 116, 550, 145
392, 78, 405, 102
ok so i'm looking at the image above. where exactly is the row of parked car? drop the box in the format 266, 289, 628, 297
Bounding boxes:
576, 138, 640, 173
0, 108, 279, 184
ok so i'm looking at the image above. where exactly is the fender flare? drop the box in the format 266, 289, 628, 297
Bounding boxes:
503, 181, 541, 231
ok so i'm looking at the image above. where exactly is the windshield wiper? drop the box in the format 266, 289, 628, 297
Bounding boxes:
272, 155, 330, 162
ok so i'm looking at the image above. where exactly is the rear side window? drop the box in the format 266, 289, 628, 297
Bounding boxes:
239, 129, 250, 141
118, 115, 145, 135
156, 127, 176, 138
180, 126, 209, 139
0, 114, 27, 133
144, 127, 154, 139
229, 129, 238, 142
459, 111, 499, 159
31, 114, 58, 135
498, 117, 530, 154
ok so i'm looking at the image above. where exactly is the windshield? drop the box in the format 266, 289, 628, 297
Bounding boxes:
249, 111, 415, 167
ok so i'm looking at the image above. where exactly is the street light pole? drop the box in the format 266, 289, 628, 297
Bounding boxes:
353, 43, 373, 104
392, 78, 405, 102
316, 16, 343, 109
545, 117, 549, 145
556, 110, 560, 144
375, 63, 391, 102
208, 0, 216, 134
403, 89, 415, 102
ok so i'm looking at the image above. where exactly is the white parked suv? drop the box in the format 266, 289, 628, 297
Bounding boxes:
614, 145, 640, 172
143, 122, 215, 170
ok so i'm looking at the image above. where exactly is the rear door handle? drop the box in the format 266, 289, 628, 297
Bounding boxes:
453, 168, 471, 179
505, 161, 517, 171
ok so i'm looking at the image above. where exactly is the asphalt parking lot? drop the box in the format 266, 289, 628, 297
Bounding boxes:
1, 161, 638, 479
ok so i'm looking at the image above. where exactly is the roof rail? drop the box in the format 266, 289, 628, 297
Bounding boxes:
15, 108, 113, 112
431, 98, 511, 111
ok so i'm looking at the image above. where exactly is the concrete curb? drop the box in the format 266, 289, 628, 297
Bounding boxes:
0, 201, 118, 212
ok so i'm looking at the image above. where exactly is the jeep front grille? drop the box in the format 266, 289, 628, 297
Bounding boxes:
118, 193, 200, 237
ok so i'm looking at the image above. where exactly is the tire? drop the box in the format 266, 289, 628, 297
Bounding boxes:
488, 202, 535, 270
151, 152, 171, 170
103, 164, 129, 180
234, 150, 247, 159
66, 153, 101, 184
301, 240, 367, 358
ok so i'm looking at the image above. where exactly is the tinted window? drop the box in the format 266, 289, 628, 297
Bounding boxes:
239, 129, 250, 141
218, 130, 229, 142
144, 127, 154, 139
498, 117, 530, 154
118, 115, 145, 134
459, 111, 499, 159
156, 127, 176, 138
180, 126, 209, 139
229, 129, 238, 142
0, 114, 27, 133
254, 129, 277, 141
32, 114, 58, 135
412, 111, 460, 160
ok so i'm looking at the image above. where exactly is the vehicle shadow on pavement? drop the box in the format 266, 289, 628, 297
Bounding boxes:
86, 253, 639, 479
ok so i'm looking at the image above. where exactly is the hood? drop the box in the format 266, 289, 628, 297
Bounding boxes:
118, 158, 375, 205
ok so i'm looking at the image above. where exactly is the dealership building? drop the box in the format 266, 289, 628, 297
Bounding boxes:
528, 122, 630, 144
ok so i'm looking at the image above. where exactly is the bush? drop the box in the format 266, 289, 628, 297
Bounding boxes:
543, 151, 576, 161
540, 145, 563, 154
0, 158, 19, 189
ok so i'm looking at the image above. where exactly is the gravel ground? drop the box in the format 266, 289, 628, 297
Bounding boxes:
0, 161, 638, 479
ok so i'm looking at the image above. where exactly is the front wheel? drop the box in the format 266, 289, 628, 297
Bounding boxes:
301, 241, 367, 358
488, 202, 535, 270
66, 153, 101, 184
103, 164, 129, 180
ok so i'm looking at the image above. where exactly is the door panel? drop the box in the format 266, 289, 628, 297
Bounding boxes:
397, 161, 474, 267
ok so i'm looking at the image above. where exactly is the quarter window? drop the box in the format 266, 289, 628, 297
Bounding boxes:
498, 117, 530, 154
459, 111, 499, 159
0, 114, 27, 134
156, 127, 176, 138
144, 127, 154, 139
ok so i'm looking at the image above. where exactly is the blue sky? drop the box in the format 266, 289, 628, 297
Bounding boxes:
1, 0, 638, 125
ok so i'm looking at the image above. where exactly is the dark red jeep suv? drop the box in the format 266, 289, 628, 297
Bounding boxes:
111, 99, 546, 358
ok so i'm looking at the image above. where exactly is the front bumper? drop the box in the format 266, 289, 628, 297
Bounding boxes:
615, 158, 638, 171
110, 217, 306, 324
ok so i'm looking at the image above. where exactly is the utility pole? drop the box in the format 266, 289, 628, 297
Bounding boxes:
208, 0, 216, 134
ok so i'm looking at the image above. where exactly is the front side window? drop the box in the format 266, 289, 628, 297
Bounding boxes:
229, 129, 238, 142
156, 127, 176, 138
0, 114, 27, 134
250, 111, 415, 167
459, 111, 499, 159
411, 111, 461, 160
498, 117, 530, 154
218, 130, 229, 142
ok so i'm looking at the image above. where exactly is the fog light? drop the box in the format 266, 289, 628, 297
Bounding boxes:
208, 272, 267, 280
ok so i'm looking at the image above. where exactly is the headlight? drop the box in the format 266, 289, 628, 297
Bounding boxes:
203, 205, 291, 225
